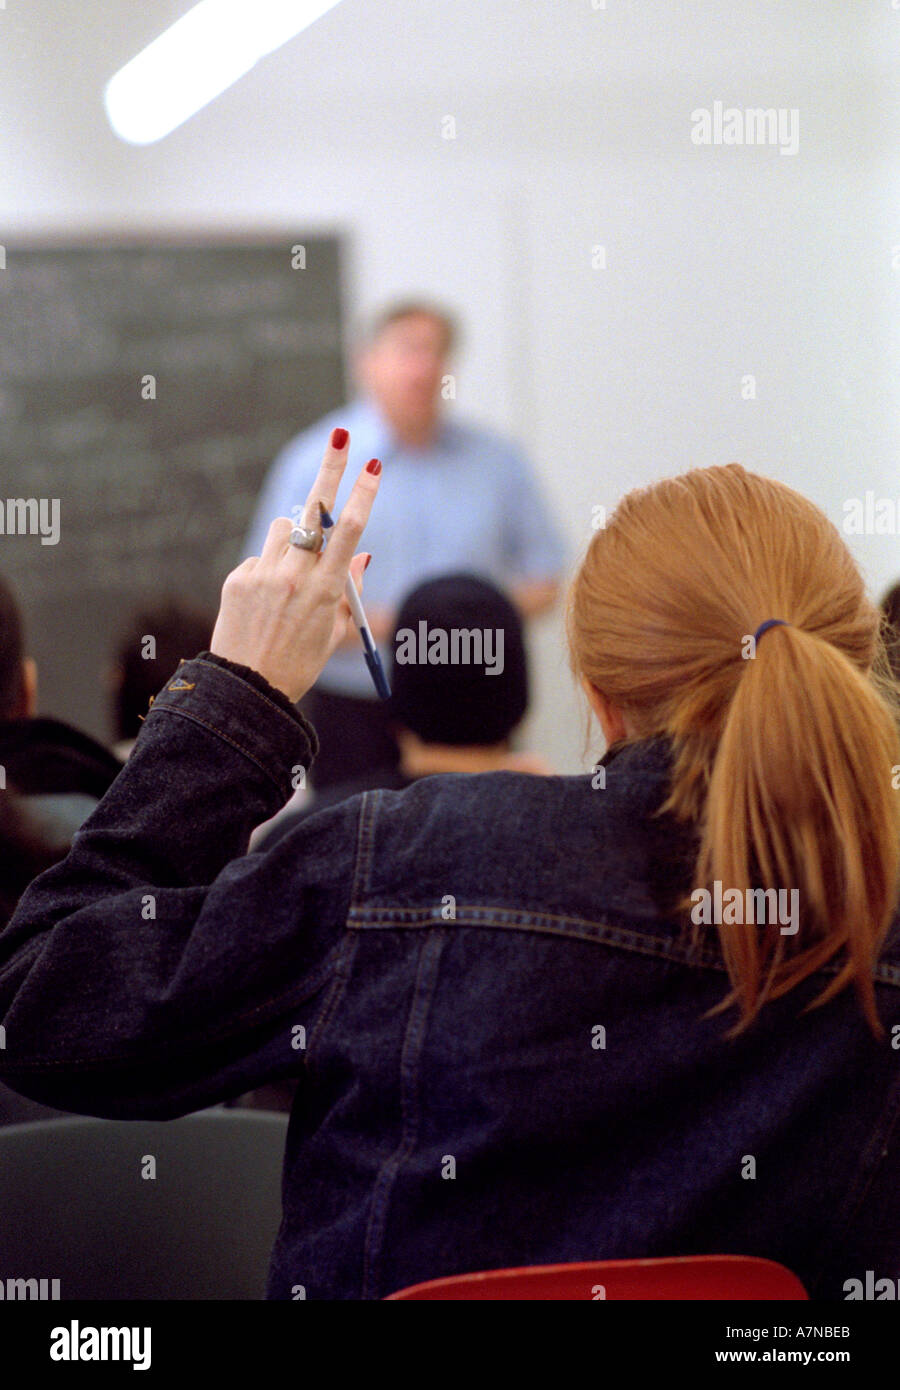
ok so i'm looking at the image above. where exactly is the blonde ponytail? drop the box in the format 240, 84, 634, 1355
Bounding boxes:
567, 463, 900, 1035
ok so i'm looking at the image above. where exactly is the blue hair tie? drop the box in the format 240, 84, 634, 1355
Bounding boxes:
753, 619, 788, 644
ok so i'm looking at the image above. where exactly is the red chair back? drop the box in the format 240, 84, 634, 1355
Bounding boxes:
385, 1255, 808, 1300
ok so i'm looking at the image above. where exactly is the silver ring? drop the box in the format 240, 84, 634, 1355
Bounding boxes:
289, 525, 324, 552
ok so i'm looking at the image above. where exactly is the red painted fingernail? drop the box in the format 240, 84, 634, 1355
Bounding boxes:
366, 458, 382, 475
364, 553, 372, 570
331, 427, 348, 449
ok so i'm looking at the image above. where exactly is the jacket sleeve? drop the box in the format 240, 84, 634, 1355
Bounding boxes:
0, 652, 363, 1120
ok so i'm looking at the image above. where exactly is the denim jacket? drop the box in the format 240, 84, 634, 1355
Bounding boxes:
1, 652, 899, 1301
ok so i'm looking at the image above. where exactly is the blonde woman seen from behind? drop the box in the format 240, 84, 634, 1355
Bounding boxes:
1, 440, 899, 1301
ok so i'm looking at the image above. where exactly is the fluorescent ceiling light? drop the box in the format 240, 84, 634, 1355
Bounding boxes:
104, 0, 345, 145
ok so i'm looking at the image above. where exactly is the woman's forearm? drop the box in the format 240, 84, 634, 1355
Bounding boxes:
0, 653, 329, 1118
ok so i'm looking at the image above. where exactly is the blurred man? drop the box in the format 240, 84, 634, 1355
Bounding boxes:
244, 300, 566, 789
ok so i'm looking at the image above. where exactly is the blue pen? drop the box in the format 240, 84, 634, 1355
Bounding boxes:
318, 502, 391, 700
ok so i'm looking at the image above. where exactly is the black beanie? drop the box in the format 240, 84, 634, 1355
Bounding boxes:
388, 573, 528, 746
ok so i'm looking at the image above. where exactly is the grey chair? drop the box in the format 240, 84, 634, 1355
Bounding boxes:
0, 1109, 289, 1299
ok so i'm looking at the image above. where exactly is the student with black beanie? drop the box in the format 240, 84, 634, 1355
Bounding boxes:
257, 571, 550, 851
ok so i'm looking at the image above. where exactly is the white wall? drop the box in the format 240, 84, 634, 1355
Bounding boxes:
2, 0, 898, 771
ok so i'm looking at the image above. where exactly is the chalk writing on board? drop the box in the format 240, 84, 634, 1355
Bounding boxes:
0, 240, 345, 739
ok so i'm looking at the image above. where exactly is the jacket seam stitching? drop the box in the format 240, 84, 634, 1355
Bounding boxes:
361, 928, 444, 1300
348, 912, 727, 972
345, 911, 900, 987
350, 791, 379, 903
303, 930, 358, 1085
144, 705, 299, 796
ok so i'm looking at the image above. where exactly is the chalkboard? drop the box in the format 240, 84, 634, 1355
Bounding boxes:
0, 239, 345, 742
